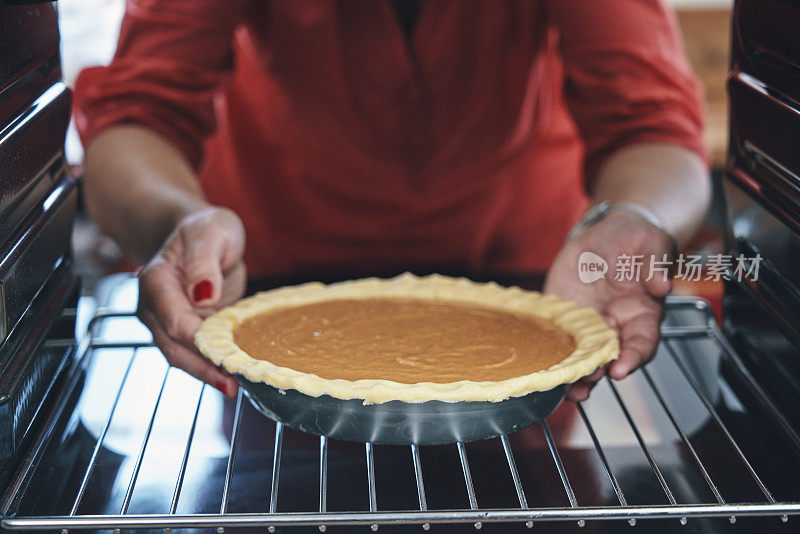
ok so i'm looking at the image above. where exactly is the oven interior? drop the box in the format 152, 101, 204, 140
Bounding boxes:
1, 279, 799, 533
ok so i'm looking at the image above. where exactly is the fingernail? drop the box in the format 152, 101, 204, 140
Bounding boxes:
214, 380, 227, 396
193, 280, 213, 303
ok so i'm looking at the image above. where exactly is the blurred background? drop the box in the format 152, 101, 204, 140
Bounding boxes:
60, 0, 733, 317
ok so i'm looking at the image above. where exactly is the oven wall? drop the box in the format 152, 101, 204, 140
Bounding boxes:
723, 0, 800, 441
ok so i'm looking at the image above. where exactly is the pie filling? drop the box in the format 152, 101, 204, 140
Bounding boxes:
232, 297, 576, 384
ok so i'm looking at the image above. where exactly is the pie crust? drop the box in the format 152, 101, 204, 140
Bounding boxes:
195, 273, 619, 404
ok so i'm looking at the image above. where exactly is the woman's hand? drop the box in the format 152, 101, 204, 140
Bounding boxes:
544, 210, 675, 402
137, 206, 247, 397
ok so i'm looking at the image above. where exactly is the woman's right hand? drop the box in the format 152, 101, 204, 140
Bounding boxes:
136, 206, 247, 397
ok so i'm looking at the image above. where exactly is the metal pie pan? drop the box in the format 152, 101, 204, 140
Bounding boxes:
235, 374, 565, 445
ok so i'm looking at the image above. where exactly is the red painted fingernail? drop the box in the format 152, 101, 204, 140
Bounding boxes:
215, 381, 227, 395
193, 280, 213, 303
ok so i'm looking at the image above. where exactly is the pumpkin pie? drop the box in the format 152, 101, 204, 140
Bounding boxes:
195, 273, 619, 404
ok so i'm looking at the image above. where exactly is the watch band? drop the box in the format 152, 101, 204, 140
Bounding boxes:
609, 202, 666, 234
565, 201, 610, 241
566, 201, 668, 241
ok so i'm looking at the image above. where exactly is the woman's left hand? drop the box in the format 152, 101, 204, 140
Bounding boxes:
544, 210, 676, 402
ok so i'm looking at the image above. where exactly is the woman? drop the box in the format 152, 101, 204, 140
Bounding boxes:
74, 0, 710, 400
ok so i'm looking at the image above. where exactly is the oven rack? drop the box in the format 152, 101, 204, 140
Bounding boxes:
2, 295, 800, 531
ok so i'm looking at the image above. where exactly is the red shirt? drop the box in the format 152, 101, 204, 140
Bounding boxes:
74, 0, 707, 278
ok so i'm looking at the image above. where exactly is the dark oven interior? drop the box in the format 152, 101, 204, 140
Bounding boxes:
723, 0, 800, 439
0, 0, 79, 494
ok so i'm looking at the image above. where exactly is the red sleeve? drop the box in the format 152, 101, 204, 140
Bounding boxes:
546, 0, 710, 188
73, 0, 251, 169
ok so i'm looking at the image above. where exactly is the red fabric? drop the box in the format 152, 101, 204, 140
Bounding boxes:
73, 0, 707, 278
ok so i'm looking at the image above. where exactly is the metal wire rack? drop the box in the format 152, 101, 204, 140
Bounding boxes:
2, 290, 800, 531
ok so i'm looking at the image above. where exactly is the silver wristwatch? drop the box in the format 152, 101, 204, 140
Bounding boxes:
566, 201, 668, 241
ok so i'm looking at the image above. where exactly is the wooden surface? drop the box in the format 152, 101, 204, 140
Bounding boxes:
675, 8, 732, 169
